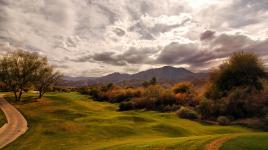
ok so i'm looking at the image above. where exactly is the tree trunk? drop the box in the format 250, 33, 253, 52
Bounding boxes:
17, 90, 23, 101
38, 91, 42, 99
13, 91, 18, 101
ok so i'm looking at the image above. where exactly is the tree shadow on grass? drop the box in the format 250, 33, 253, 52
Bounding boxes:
4, 94, 39, 105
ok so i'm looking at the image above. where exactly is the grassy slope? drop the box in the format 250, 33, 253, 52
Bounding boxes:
0, 109, 6, 126
220, 133, 268, 150
2, 92, 263, 150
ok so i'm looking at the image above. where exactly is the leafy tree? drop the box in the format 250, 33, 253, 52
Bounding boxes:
0, 50, 61, 100
142, 77, 157, 87
173, 82, 194, 94
149, 77, 157, 85
206, 51, 267, 99
0, 50, 44, 101
35, 65, 62, 98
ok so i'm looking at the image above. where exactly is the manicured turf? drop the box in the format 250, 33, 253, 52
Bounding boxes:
1, 92, 264, 150
220, 133, 268, 150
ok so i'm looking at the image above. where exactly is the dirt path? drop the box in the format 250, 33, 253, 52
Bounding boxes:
205, 135, 236, 150
0, 94, 28, 149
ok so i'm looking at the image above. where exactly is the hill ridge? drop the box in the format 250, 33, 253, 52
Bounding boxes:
62, 66, 207, 86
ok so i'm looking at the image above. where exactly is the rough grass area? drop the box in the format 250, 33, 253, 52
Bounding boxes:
2, 92, 264, 150
0, 109, 6, 126
220, 133, 268, 150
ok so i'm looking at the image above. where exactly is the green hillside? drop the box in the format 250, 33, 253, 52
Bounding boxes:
2, 92, 266, 150
221, 133, 268, 150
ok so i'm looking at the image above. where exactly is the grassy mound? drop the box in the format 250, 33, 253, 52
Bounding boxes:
2, 92, 262, 150
220, 133, 268, 150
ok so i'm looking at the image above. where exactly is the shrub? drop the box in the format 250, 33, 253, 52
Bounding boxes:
263, 115, 268, 125
144, 85, 165, 99
176, 107, 198, 120
125, 88, 142, 98
138, 85, 164, 110
119, 102, 134, 111
172, 82, 199, 107
221, 87, 263, 119
197, 98, 217, 119
217, 116, 231, 126
101, 83, 115, 92
88, 86, 107, 101
173, 82, 195, 94
130, 87, 178, 111
175, 93, 199, 107
104, 89, 127, 103
162, 105, 180, 112
132, 97, 156, 110
141, 86, 181, 111
103, 87, 142, 103
200, 87, 268, 120
206, 51, 267, 99
175, 93, 188, 102
204, 82, 223, 100
142, 77, 157, 87
78, 86, 91, 95
156, 90, 177, 106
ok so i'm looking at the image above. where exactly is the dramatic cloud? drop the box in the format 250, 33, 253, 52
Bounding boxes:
157, 32, 268, 71
200, 30, 215, 41
0, 0, 267, 76
75, 47, 159, 66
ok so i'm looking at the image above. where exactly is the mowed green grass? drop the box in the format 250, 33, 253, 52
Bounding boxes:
1, 92, 263, 150
221, 133, 268, 150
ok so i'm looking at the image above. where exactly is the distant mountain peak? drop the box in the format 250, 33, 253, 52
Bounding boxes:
161, 66, 190, 70
105, 72, 129, 77
162, 65, 175, 69
61, 66, 207, 86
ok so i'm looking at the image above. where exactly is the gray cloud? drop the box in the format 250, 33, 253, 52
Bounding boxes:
92, 52, 127, 66
211, 34, 255, 54
126, 0, 188, 19
156, 33, 268, 69
201, 0, 268, 28
75, 47, 158, 66
200, 30, 216, 41
129, 16, 191, 40
226, 0, 268, 27
113, 28, 126, 36
156, 42, 217, 69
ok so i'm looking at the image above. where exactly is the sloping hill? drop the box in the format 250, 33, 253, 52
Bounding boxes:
131, 66, 194, 81
97, 72, 131, 83
3, 92, 261, 150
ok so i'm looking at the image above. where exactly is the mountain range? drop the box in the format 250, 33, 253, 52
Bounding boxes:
61, 66, 208, 87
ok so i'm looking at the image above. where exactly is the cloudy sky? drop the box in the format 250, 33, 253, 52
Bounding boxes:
0, 0, 268, 77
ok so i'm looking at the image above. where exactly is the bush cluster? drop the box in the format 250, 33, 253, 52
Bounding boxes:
176, 107, 198, 120
198, 52, 268, 125
79, 82, 198, 112
79, 52, 268, 125
217, 116, 231, 126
